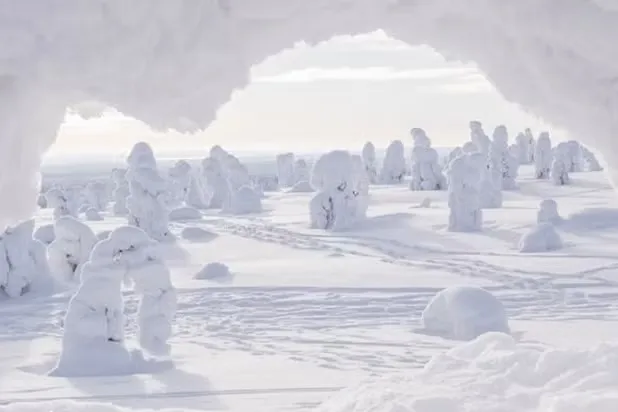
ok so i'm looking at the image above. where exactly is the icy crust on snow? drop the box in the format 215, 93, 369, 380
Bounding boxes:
2, 1, 618, 226
316, 332, 618, 412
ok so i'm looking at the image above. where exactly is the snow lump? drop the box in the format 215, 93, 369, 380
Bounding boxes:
519, 223, 563, 253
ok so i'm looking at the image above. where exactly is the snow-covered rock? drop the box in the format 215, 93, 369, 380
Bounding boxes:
34, 223, 55, 245
379, 140, 406, 184
276, 152, 296, 188
84, 207, 103, 221
421, 286, 510, 340
361, 141, 378, 184
169, 206, 202, 221
469, 120, 490, 154
519, 223, 563, 253
194, 262, 232, 281
537, 199, 562, 224
227, 185, 262, 214
180, 227, 217, 242
48, 216, 97, 283
447, 153, 483, 232
534, 132, 553, 179
551, 142, 571, 185
409, 128, 446, 191
287, 180, 315, 193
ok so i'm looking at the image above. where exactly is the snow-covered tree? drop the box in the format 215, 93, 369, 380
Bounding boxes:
293, 159, 311, 184
85, 181, 108, 212
351, 154, 369, 219
48, 216, 97, 282
276, 153, 296, 188
447, 147, 463, 164
201, 157, 229, 209
126, 142, 173, 242
46, 188, 75, 220
462, 141, 478, 154
0, 219, 50, 298
37, 194, 48, 209
491, 125, 518, 190
447, 152, 483, 232
111, 168, 130, 216
409, 128, 446, 191
469, 120, 490, 154
524, 128, 536, 163
310, 150, 363, 231
534, 132, 552, 179
185, 174, 211, 209
361, 142, 378, 184
227, 185, 263, 214
566, 140, 584, 172
537, 199, 561, 225
515, 132, 531, 164
379, 140, 406, 184
581, 146, 603, 171
167, 160, 192, 206
551, 142, 571, 186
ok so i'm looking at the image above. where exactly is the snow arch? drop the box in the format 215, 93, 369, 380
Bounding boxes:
2, 0, 618, 228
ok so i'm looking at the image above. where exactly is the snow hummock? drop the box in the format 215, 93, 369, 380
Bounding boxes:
169, 206, 202, 221
519, 222, 563, 253
421, 286, 509, 340
194, 262, 232, 281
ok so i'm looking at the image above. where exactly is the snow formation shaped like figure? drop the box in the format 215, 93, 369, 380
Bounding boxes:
537, 199, 561, 225
194, 262, 231, 281
422, 286, 510, 340
167, 160, 192, 206
85, 181, 108, 211
361, 141, 378, 184
310, 150, 364, 231
48, 216, 97, 282
293, 158, 310, 184
185, 174, 211, 209
581, 146, 603, 171
491, 125, 518, 190
126, 142, 172, 242
228, 185, 262, 214
111, 168, 130, 216
534, 132, 553, 179
447, 152, 484, 232
122, 226, 177, 357
551, 142, 571, 186
276, 152, 296, 188
201, 157, 229, 209
519, 223, 563, 253
469, 121, 491, 154
379, 140, 406, 184
46, 188, 74, 220
85, 207, 103, 221
0, 219, 50, 298
409, 128, 446, 191
566, 140, 584, 172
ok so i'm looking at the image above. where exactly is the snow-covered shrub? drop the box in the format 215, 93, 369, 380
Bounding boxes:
288, 180, 315, 193
169, 206, 202, 221
84, 207, 103, 221
37, 194, 48, 209
293, 158, 310, 184
227, 185, 262, 214
462, 141, 479, 153
180, 227, 217, 242
581, 146, 603, 171
48, 216, 97, 282
194, 262, 231, 281
491, 125, 518, 190
469, 120, 490, 154
566, 140, 583, 172
85, 181, 108, 211
421, 286, 510, 340
34, 223, 55, 245
0, 219, 50, 298
46, 188, 74, 220
202, 157, 229, 209
126, 142, 173, 242
537, 199, 561, 225
276, 152, 296, 188
447, 153, 483, 232
551, 142, 571, 186
379, 140, 406, 184
409, 128, 446, 191
361, 141, 378, 184
519, 223, 563, 253
310, 150, 362, 231
256, 175, 279, 192
534, 132, 552, 179
111, 168, 130, 216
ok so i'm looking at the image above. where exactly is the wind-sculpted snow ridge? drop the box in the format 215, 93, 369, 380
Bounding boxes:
316, 332, 618, 412
2, 1, 618, 226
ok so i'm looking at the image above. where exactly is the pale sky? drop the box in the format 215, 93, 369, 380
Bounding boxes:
47, 31, 562, 160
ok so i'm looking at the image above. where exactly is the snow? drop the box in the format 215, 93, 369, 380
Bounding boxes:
85, 207, 103, 221
33, 223, 55, 245
447, 153, 483, 232
361, 142, 378, 184
535, 132, 553, 179
519, 222, 564, 253
169, 207, 202, 222
194, 262, 232, 282
551, 142, 571, 186
379, 140, 406, 184
288, 180, 315, 193
47, 216, 97, 283
538, 199, 562, 225
276, 153, 296, 188
421, 286, 509, 340
409, 128, 446, 191
227, 186, 263, 215
180, 226, 217, 242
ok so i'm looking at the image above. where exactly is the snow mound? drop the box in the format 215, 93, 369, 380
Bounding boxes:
194, 262, 232, 281
33, 224, 55, 245
288, 180, 315, 193
421, 286, 509, 340
84, 207, 103, 221
180, 227, 217, 242
316, 332, 618, 412
228, 185, 262, 214
169, 206, 202, 221
520, 223, 563, 253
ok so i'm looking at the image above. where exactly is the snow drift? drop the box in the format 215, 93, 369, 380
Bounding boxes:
2, 1, 618, 227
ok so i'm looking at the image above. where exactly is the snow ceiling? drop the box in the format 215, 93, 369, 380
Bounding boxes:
1, 0, 617, 227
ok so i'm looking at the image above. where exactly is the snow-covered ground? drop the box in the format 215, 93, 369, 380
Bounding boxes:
2, 164, 618, 411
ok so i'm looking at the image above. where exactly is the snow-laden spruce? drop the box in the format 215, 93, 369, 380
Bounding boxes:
351, 154, 369, 219
361, 141, 378, 184
379, 140, 406, 184
167, 160, 192, 206
538, 199, 562, 225
276, 152, 296, 188
515, 132, 531, 164
462, 141, 479, 154
421, 286, 510, 340
310, 150, 364, 231
185, 173, 211, 209
566, 140, 584, 172
169, 206, 202, 221
85, 181, 108, 212
45, 188, 75, 220
37, 193, 48, 209
111, 168, 130, 216
581, 145, 603, 171
293, 158, 310, 184
201, 157, 229, 209
48, 216, 97, 282
0, 219, 50, 298
227, 185, 263, 214
519, 223, 563, 253
447, 152, 484, 232
524, 128, 536, 162
469, 120, 491, 154
409, 128, 446, 191
34, 223, 55, 245
288, 180, 315, 193
491, 125, 518, 190
126, 142, 173, 242
534, 132, 553, 179
551, 142, 571, 185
